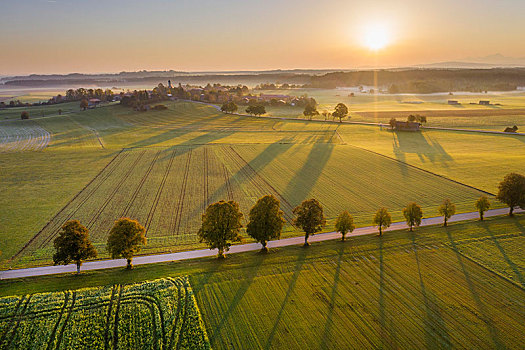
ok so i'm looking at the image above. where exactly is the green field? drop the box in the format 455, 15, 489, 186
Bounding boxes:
260, 88, 525, 131
1, 215, 524, 349
0, 277, 209, 349
2, 99, 525, 269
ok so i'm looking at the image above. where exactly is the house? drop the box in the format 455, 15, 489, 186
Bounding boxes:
479, 100, 491, 105
88, 98, 101, 108
448, 100, 460, 105
259, 94, 291, 102
392, 121, 420, 131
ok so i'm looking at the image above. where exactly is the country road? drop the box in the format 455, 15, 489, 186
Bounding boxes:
1, 207, 522, 280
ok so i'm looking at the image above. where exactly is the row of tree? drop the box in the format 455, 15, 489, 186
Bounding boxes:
53, 173, 524, 272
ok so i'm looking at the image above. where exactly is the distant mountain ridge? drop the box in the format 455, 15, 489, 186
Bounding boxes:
415, 54, 525, 69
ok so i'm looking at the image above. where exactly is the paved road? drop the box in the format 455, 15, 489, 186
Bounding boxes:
1, 207, 522, 280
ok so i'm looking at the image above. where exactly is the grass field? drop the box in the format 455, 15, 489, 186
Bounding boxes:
2, 100, 525, 269
0, 277, 210, 349
260, 88, 525, 131
1, 215, 524, 349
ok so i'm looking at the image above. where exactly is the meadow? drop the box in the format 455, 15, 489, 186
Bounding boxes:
1, 215, 524, 349
0, 277, 210, 349
2, 100, 525, 269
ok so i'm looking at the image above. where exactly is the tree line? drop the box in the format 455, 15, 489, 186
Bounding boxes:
53, 172, 525, 272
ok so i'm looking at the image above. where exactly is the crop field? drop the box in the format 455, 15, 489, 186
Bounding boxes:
2, 216, 524, 350
0, 277, 210, 349
0, 120, 50, 152
1, 99, 525, 269
8, 143, 488, 267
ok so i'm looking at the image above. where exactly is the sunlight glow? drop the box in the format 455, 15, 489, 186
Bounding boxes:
362, 23, 391, 51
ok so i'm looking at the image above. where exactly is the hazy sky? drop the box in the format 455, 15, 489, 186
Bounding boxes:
1, 0, 525, 74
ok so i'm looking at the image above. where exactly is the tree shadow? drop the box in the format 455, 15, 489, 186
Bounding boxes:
281, 143, 334, 207
208, 255, 265, 345
264, 248, 308, 350
410, 233, 452, 349
482, 222, 525, 286
319, 242, 345, 349
391, 130, 453, 167
445, 229, 505, 348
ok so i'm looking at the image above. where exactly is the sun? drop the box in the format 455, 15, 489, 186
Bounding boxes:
362, 23, 390, 51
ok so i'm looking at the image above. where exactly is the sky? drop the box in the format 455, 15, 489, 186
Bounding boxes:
1, 0, 525, 75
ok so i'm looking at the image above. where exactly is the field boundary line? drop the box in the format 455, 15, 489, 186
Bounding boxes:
8, 149, 126, 262
444, 242, 525, 292
347, 143, 496, 196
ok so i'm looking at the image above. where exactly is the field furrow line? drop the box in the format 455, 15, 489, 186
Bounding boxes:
3, 295, 33, 349
38, 151, 131, 248
54, 291, 76, 350
0, 296, 25, 345
45, 291, 69, 350
112, 286, 123, 350
145, 149, 177, 234
9, 150, 128, 260
121, 150, 162, 219
175, 283, 190, 350
171, 149, 193, 236
222, 163, 234, 201
226, 146, 296, 225
84, 150, 147, 230
204, 147, 209, 209
103, 286, 117, 350
168, 282, 184, 349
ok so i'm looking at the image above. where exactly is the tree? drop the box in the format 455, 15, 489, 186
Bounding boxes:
53, 220, 97, 274
221, 101, 238, 114
496, 173, 525, 216
80, 99, 89, 111
246, 195, 285, 252
293, 198, 326, 246
475, 196, 491, 221
403, 202, 423, 231
58, 109, 62, 115
107, 218, 146, 269
20, 111, 29, 120
438, 199, 456, 227
303, 103, 319, 120
198, 200, 243, 258
321, 111, 331, 121
333, 103, 348, 122
373, 208, 392, 236
335, 211, 355, 241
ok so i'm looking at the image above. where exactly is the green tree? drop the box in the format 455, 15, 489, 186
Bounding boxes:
496, 173, 525, 216
373, 207, 392, 236
403, 202, 423, 231
53, 220, 97, 274
20, 111, 29, 120
221, 101, 238, 114
475, 196, 491, 220
303, 103, 319, 120
80, 98, 89, 110
335, 211, 355, 241
107, 218, 146, 269
198, 200, 243, 258
438, 199, 456, 227
246, 195, 285, 252
293, 198, 326, 246
333, 103, 349, 122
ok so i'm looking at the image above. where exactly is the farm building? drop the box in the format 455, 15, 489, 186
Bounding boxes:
392, 121, 421, 131
448, 100, 460, 105
88, 98, 101, 108
479, 100, 491, 105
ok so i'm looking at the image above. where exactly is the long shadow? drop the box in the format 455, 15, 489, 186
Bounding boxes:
264, 248, 308, 350
320, 242, 345, 349
209, 255, 265, 344
281, 143, 334, 207
411, 233, 451, 349
482, 222, 525, 286
181, 139, 294, 225
445, 229, 505, 349
391, 130, 453, 167
378, 237, 390, 349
